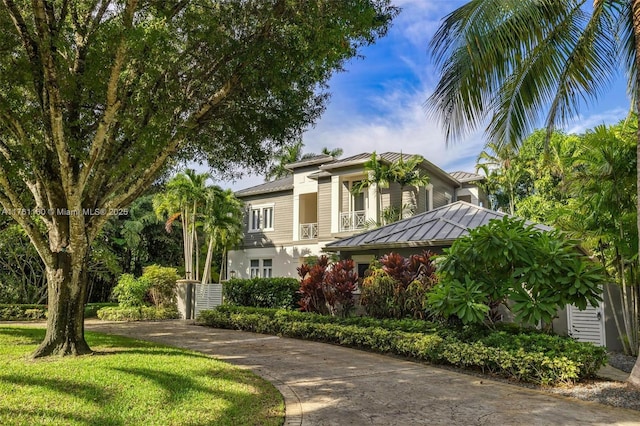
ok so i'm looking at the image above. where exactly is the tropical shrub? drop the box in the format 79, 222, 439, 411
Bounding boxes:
297, 256, 357, 316
197, 306, 607, 385
96, 306, 180, 321
223, 277, 300, 309
0, 304, 47, 320
360, 251, 437, 319
141, 265, 179, 308
84, 303, 118, 318
428, 217, 605, 326
111, 274, 152, 308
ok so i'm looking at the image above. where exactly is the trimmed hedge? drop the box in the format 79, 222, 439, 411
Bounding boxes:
212, 305, 439, 333
96, 306, 180, 321
84, 303, 118, 318
223, 278, 300, 309
197, 306, 607, 385
0, 304, 47, 321
0, 303, 121, 321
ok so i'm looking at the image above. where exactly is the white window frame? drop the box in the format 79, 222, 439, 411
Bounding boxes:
248, 203, 275, 232
250, 259, 260, 278
249, 259, 273, 278
262, 259, 273, 278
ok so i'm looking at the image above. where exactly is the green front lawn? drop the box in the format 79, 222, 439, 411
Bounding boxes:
0, 327, 283, 426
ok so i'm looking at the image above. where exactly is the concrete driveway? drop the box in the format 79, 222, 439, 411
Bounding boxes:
83, 320, 640, 426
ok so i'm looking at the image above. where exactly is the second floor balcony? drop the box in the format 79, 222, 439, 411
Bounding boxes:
340, 210, 367, 232
300, 223, 318, 240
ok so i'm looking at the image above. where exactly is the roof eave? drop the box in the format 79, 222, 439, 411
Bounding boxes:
324, 239, 455, 252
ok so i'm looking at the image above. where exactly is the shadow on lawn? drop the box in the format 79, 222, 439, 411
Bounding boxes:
0, 406, 123, 426
0, 327, 44, 344
0, 374, 114, 406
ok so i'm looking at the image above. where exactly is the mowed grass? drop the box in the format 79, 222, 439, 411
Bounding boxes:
0, 327, 284, 426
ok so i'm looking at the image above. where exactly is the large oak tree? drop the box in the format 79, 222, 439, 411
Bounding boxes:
0, 0, 397, 357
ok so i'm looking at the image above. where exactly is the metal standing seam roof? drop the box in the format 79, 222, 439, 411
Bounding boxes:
234, 176, 293, 197
449, 171, 485, 183
324, 201, 552, 251
232, 151, 475, 197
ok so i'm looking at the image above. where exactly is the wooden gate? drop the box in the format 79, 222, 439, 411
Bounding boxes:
567, 301, 605, 346
193, 283, 223, 318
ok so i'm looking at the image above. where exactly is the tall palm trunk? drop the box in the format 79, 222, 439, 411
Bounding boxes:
201, 237, 214, 285
628, 0, 640, 387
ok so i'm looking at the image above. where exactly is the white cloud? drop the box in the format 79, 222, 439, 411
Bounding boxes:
303, 87, 486, 174
566, 107, 630, 134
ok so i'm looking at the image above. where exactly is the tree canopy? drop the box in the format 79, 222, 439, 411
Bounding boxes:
427, 0, 640, 386
0, 0, 398, 357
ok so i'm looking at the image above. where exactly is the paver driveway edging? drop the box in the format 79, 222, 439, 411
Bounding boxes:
81, 320, 640, 426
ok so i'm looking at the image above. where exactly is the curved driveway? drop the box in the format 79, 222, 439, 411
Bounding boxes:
85, 320, 640, 426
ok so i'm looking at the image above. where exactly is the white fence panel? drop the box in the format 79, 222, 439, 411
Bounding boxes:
193, 283, 223, 318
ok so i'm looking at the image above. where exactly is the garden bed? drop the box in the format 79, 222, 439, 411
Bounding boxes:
197, 305, 608, 386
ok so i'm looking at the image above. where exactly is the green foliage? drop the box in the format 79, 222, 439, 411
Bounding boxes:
0, 225, 47, 304
96, 306, 180, 321
84, 303, 118, 318
0, 304, 47, 321
198, 306, 607, 385
223, 278, 300, 309
111, 274, 152, 308
0, 0, 398, 354
141, 265, 179, 308
297, 256, 357, 317
430, 217, 605, 326
360, 251, 437, 319
211, 305, 438, 333
427, 277, 490, 325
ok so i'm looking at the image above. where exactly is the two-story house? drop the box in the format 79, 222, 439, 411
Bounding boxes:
227, 152, 488, 279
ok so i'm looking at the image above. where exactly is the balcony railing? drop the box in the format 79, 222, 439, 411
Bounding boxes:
300, 223, 318, 240
340, 210, 367, 231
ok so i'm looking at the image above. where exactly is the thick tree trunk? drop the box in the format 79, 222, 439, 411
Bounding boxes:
32, 226, 92, 358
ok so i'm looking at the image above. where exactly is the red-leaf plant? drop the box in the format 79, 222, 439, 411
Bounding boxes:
376, 251, 438, 318
298, 256, 358, 316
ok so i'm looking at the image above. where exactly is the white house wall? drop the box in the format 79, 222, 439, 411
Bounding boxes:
228, 243, 327, 279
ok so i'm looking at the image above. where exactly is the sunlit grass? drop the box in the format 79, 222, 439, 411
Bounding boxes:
0, 327, 284, 426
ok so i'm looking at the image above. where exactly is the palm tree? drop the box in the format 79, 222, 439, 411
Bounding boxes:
154, 170, 209, 281
476, 143, 522, 214
265, 141, 305, 181
200, 187, 243, 284
564, 124, 638, 356
321, 147, 344, 158
427, 0, 640, 386
351, 152, 393, 223
388, 154, 430, 219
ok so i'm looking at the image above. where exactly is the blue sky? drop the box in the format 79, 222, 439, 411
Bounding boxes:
221, 0, 631, 191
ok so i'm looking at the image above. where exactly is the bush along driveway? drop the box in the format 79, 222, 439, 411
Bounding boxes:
198, 306, 607, 385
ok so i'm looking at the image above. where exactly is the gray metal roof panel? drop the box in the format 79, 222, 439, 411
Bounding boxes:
285, 154, 335, 170
324, 201, 551, 250
234, 176, 293, 197
450, 171, 485, 183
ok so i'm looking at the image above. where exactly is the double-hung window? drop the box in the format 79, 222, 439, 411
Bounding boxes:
250, 259, 272, 278
249, 204, 274, 232
262, 259, 273, 278
250, 259, 260, 278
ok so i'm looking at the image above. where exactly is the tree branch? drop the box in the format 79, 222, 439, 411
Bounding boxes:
78, 0, 137, 196
32, 0, 75, 198
0, 177, 52, 266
